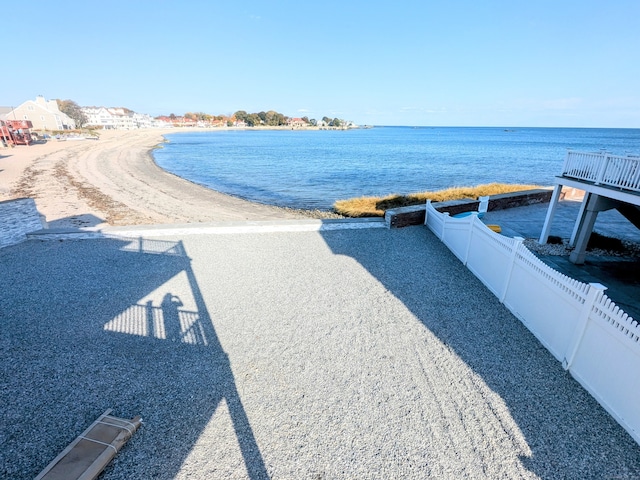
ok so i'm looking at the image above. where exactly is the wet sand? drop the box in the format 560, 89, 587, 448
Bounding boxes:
0, 129, 325, 228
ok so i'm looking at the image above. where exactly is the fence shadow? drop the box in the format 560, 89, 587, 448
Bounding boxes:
0, 237, 268, 479
319, 226, 640, 478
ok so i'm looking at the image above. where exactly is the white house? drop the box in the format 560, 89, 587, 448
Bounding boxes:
83, 107, 160, 130
83, 107, 117, 129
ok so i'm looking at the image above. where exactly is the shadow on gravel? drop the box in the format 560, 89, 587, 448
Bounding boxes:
0, 237, 267, 480
320, 226, 640, 479
46, 213, 106, 229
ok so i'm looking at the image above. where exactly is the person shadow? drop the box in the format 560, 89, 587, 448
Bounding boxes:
161, 293, 184, 342
0, 236, 269, 479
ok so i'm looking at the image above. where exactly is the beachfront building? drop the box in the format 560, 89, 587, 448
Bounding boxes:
83, 107, 159, 130
83, 107, 117, 129
132, 112, 157, 129
0, 96, 76, 131
287, 117, 308, 129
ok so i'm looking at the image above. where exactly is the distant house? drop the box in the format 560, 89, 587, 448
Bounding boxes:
0, 96, 76, 131
83, 107, 117, 129
287, 117, 307, 129
154, 116, 175, 128
83, 107, 158, 130
132, 112, 156, 128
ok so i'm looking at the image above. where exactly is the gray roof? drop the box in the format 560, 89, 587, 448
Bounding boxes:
0, 106, 14, 120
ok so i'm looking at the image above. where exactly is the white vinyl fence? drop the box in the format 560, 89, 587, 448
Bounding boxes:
425, 200, 640, 445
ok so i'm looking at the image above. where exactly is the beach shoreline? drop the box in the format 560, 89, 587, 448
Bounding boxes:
0, 129, 339, 229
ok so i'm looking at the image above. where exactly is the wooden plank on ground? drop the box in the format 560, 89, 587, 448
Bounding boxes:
35, 409, 142, 480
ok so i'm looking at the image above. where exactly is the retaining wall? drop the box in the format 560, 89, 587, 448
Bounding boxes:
385, 189, 553, 228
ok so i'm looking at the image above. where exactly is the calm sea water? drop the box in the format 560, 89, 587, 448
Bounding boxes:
153, 127, 640, 210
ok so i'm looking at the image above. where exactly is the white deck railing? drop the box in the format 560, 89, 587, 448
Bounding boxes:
424, 200, 640, 445
562, 150, 640, 193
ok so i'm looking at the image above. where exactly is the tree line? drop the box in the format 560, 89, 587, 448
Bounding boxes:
177, 110, 345, 127
54, 99, 348, 129
232, 110, 343, 127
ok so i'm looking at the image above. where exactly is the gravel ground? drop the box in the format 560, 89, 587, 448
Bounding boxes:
1, 226, 639, 479
523, 237, 640, 257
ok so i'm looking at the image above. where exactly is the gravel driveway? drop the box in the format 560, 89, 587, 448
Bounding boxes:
1, 225, 639, 479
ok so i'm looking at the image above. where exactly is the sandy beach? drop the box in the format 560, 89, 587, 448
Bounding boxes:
0, 129, 320, 229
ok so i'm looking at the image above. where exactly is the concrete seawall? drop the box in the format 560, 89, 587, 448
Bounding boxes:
385, 189, 553, 228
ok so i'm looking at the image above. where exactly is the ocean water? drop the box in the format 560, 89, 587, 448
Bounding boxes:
153, 127, 640, 210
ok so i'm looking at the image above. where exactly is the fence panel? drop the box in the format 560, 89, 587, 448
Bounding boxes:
465, 224, 515, 298
424, 201, 445, 240
503, 260, 583, 360
441, 215, 474, 262
570, 304, 640, 439
423, 200, 640, 444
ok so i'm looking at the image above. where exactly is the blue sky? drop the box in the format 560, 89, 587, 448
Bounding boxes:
4, 1, 639, 127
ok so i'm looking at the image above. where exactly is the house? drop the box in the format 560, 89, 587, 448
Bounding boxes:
0, 96, 76, 131
83, 106, 117, 129
83, 107, 159, 130
132, 112, 157, 129
287, 117, 307, 129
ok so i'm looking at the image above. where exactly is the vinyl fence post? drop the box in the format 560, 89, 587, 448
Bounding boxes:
441, 212, 449, 242
463, 213, 478, 265
500, 237, 523, 303
424, 200, 429, 225
563, 282, 607, 370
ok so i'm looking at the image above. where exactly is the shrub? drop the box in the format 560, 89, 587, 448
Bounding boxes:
334, 183, 541, 217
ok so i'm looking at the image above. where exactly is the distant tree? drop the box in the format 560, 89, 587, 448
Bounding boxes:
57, 99, 88, 128
301, 116, 309, 124
258, 111, 267, 123
309, 118, 317, 126
169, 113, 177, 120
332, 118, 342, 127
184, 112, 197, 121
234, 110, 248, 123
245, 113, 262, 127
264, 110, 287, 126
322, 116, 331, 125
192, 112, 211, 122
